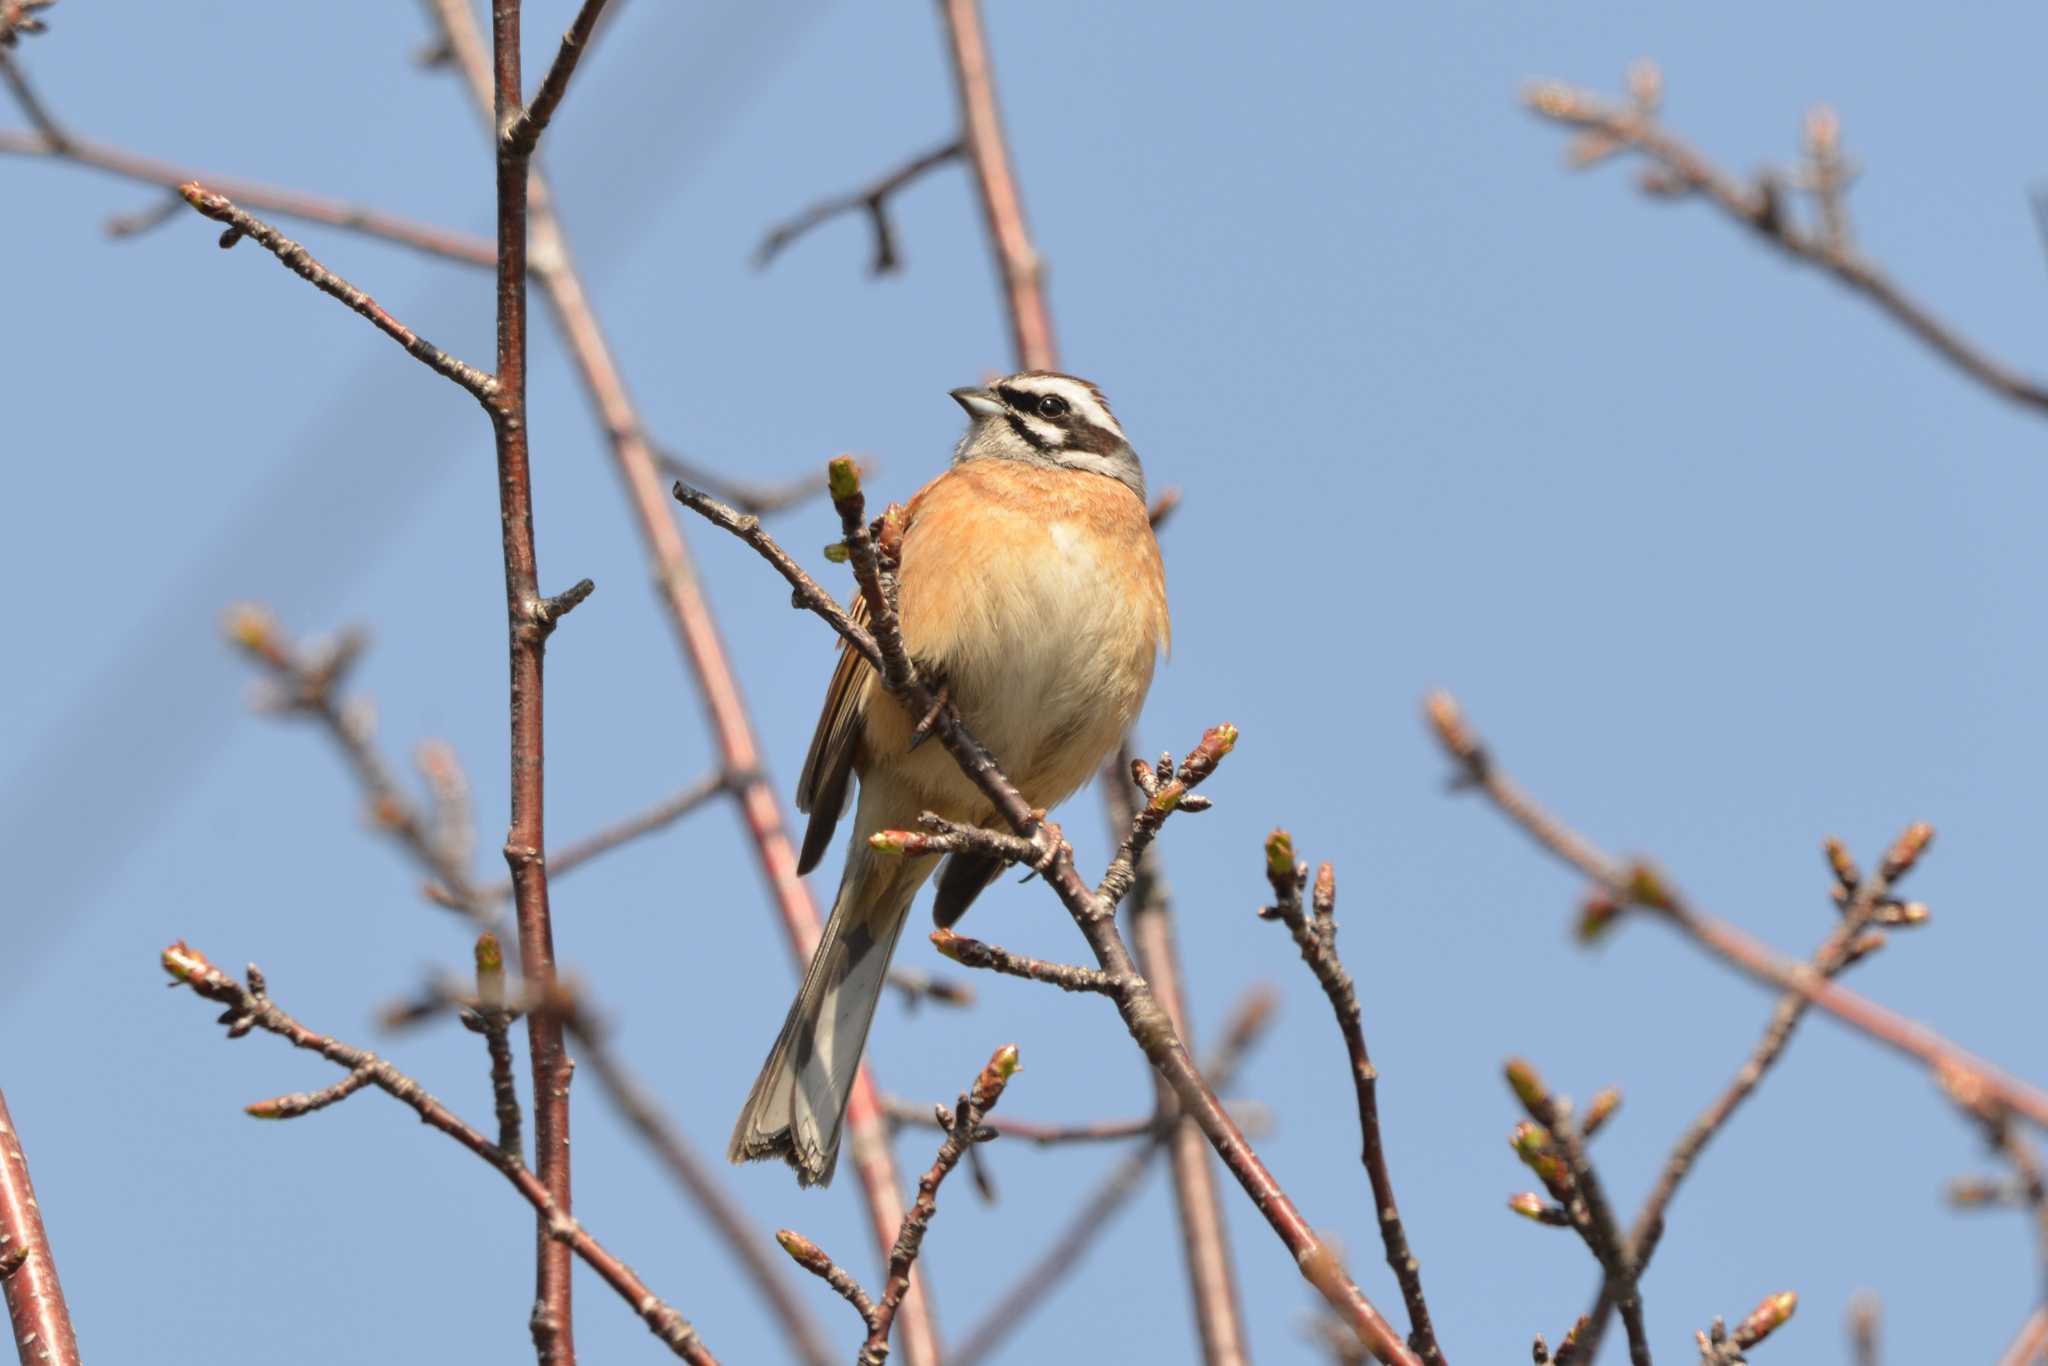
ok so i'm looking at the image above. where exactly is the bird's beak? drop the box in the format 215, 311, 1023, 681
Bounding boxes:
950, 386, 1004, 421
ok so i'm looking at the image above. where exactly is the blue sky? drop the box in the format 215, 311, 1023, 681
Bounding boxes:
5, 3, 2048, 1362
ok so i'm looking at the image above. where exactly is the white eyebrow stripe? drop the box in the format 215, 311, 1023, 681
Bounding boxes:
1007, 374, 1125, 441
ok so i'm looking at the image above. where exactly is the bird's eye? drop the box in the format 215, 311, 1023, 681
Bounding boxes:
1035, 394, 1069, 419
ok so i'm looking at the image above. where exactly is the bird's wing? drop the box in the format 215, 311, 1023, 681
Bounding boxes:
795, 592, 872, 875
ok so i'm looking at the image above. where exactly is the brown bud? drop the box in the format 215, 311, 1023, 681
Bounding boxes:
1626, 58, 1663, 110
1581, 1087, 1622, 1138
1880, 821, 1934, 882
1822, 836, 1860, 891
1423, 690, 1478, 762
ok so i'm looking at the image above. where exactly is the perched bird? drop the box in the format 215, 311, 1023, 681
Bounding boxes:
729, 371, 1170, 1187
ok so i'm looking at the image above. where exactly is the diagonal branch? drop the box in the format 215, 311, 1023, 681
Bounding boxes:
678, 466, 1424, 1366
160, 942, 714, 1363
950, 986, 1277, 1366
1524, 67, 2048, 417
176, 183, 498, 402
1425, 690, 2048, 1133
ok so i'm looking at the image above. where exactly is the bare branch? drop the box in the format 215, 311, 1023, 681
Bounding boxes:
1524, 66, 2048, 417
160, 942, 715, 1363
417, 1, 942, 1351
502, 0, 612, 159
951, 987, 1277, 1366
1262, 842, 1441, 1365
1425, 690, 2048, 1133
936, 0, 1055, 369
176, 184, 499, 401
865, 1045, 1019, 1363
0, 1089, 81, 1366
755, 140, 962, 275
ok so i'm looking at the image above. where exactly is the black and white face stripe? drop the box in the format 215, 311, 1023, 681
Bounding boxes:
952, 371, 1146, 499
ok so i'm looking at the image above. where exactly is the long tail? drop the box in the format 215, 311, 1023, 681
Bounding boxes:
729, 784, 934, 1187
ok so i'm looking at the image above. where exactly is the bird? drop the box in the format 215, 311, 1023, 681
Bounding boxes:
728, 371, 1170, 1187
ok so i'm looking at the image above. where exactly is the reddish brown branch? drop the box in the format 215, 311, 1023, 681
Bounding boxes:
1262, 840, 1442, 1366
936, 0, 1055, 370
175, 184, 498, 401
865, 1046, 1019, 1363
681, 467, 1421, 1366
951, 987, 1277, 1366
1524, 67, 2048, 417
0, 44, 494, 263
755, 139, 962, 275
1425, 690, 2048, 1132
486, 3, 610, 1354
0, 1089, 81, 1366
161, 943, 714, 1362
417, 12, 938, 1351
929, 926, 1116, 995
502, 0, 610, 159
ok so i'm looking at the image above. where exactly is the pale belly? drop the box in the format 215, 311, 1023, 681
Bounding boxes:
876, 517, 1162, 819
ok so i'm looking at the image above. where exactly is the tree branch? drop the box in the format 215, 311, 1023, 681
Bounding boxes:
1524, 65, 2048, 417
936, 0, 1055, 369
1262, 840, 1442, 1365
755, 139, 962, 275
1425, 690, 2048, 1132
160, 942, 714, 1363
174, 184, 498, 401
0, 1089, 81, 1366
415, 12, 939, 1351
950, 986, 1277, 1366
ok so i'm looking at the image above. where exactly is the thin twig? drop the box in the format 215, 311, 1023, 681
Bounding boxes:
862, 1046, 1020, 1364
1262, 842, 1441, 1365
684, 467, 1421, 1366
1105, 748, 1250, 1366
0, 43, 494, 262
1506, 1060, 1650, 1364
416, 12, 939, 1351
652, 447, 831, 517
0, 1089, 82, 1366
1577, 829, 1925, 1354
1524, 67, 2048, 416
160, 943, 714, 1362
950, 987, 1277, 1366
754, 139, 962, 274
222, 608, 499, 934
459, 770, 734, 905
928, 927, 1117, 995
174, 184, 498, 401
774, 1046, 1018, 1364
1425, 690, 2048, 1132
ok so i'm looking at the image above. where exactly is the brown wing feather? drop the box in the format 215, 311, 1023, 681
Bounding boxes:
795, 594, 873, 875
